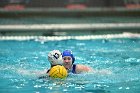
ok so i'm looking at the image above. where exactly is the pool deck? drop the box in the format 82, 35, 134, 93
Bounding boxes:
0, 7, 140, 17
0, 7, 140, 36
0, 23, 140, 30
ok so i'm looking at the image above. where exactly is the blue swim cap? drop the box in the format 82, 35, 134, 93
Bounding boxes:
62, 50, 75, 64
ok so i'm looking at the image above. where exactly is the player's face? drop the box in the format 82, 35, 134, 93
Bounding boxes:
63, 56, 72, 69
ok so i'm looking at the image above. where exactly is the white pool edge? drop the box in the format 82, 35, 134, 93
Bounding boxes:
0, 32, 140, 41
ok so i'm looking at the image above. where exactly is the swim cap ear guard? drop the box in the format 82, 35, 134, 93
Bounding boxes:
48, 50, 63, 66
62, 50, 75, 64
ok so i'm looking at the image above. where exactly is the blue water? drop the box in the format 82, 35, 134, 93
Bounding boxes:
0, 38, 140, 93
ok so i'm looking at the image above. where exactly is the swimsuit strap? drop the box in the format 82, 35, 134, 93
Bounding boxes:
46, 69, 50, 73
72, 64, 76, 74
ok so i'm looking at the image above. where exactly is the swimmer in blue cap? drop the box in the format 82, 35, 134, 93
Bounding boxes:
62, 50, 93, 74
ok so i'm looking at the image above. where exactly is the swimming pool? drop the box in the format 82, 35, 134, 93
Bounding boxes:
0, 33, 140, 93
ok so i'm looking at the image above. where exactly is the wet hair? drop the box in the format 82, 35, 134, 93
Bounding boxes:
62, 50, 75, 64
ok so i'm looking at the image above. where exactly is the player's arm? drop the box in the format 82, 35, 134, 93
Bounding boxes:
75, 64, 93, 73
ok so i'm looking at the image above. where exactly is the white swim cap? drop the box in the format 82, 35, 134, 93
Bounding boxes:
48, 50, 63, 66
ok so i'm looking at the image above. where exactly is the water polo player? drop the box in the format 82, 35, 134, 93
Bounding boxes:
62, 50, 93, 74
38, 50, 63, 79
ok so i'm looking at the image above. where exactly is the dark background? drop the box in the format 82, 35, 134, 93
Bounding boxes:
0, 0, 129, 8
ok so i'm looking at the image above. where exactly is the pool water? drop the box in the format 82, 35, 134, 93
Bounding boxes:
0, 36, 140, 93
